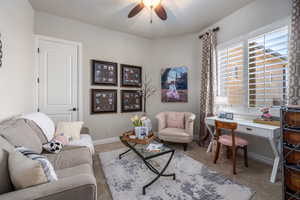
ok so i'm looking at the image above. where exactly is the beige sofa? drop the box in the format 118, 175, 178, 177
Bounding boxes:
156, 112, 196, 151
0, 118, 97, 200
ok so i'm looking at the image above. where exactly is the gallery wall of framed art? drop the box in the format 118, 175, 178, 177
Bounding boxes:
90, 59, 144, 114
121, 90, 142, 113
91, 89, 118, 114
91, 60, 118, 86
121, 64, 142, 88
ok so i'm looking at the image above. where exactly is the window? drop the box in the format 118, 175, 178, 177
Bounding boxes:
217, 26, 289, 108
218, 43, 244, 105
248, 27, 289, 107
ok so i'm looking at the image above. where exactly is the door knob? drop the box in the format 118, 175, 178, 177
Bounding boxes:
71, 108, 77, 111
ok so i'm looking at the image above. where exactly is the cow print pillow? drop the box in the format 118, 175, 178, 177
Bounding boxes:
43, 140, 64, 154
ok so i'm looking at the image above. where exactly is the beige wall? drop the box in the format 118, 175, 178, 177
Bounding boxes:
146, 35, 201, 138
0, 0, 35, 120
34, 0, 291, 161
146, 0, 291, 161
34, 12, 152, 140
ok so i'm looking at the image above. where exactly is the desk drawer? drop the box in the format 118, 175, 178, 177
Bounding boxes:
237, 125, 271, 138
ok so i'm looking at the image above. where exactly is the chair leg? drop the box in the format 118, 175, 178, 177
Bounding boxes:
226, 146, 231, 159
213, 142, 221, 164
243, 146, 248, 168
232, 147, 237, 175
183, 143, 188, 151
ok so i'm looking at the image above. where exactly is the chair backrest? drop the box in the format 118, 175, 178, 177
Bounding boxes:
215, 120, 238, 146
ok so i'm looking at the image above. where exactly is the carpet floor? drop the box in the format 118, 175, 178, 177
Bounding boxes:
100, 148, 254, 200
93, 142, 282, 200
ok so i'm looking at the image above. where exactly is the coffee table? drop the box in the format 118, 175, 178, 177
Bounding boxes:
119, 135, 176, 195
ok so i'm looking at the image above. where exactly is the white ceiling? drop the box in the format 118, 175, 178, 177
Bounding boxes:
29, 0, 255, 39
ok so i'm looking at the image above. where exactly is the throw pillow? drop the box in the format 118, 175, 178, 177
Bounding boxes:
0, 119, 43, 154
55, 121, 84, 141
53, 134, 70, 145
167, 112, 185, 129
9, 147, 58, 190
9, 151, 47, 190
43, 140, 64, 154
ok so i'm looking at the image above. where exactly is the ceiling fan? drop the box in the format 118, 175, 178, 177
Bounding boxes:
128, 0, 167, 23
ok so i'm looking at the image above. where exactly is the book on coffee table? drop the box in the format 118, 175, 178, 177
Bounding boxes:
146, 143, 163, 152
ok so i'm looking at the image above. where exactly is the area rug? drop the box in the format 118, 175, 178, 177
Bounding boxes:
99, 149, 255, 200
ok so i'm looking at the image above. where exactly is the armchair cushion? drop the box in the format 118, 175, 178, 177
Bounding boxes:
166, 112, 185, 129
159, 128, 192, 143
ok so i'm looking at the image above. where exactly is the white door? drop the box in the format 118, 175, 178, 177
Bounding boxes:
37, 37, 79, 123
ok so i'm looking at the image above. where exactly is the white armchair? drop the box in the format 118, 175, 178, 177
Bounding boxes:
156, 112, 196, 151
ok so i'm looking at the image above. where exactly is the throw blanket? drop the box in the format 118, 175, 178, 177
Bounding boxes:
69, 134, 95, 154
21, 113, 55, 142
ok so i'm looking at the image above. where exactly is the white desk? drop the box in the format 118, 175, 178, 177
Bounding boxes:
205, 116, 281, 183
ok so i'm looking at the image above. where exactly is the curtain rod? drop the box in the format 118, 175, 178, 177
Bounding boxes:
198, 27, 220, 39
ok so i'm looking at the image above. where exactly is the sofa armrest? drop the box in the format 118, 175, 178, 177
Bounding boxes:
185, 113, 196, 136
0, 174, 96, 200
80, 126, 90, 135
155, 113, 166, 131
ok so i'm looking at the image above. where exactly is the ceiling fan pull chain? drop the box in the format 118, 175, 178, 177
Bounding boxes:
150, 5, 153, 24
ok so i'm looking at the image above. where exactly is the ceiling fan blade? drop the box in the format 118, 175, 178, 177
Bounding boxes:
128, 3, 145, 18
154, 4, 167, 20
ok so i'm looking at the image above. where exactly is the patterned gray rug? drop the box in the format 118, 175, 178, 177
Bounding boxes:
99, 149, 255, 200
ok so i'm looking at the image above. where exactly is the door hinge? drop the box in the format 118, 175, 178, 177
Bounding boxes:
37, 48, 40, 53
37, 77, 40, 83
37, 108, 40, 112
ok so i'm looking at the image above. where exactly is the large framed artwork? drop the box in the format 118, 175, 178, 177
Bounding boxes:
121, 64, 142, 87
121, 90, 142, 113
161, 66, 188, 103
91, 60, 118, 86
91, 89, 117, 114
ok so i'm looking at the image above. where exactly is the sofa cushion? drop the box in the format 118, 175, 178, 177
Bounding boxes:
44, 146, 92, 170
159, 128, 192, 143
167, 112, 185, 129
0, 136, 16, 194
0, 119, 43, 154
0, 149, 12, 194
56, 164, 93, 179
24, 119, 48, 144
22, 112, 55, 142
8, 150, 49, 190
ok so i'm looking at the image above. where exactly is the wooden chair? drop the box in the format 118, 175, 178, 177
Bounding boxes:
213, 120, 249, 175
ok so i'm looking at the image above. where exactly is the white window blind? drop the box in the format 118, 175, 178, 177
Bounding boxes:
218, 43, 244, 105
248, 26, 289, 107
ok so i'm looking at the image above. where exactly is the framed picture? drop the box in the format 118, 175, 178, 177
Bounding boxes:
91, 89, 117, 114
121, 64, 142, 87
91, 60, 118, 86
225, 112, 234, 120
121, 90, 142, 113
161, 66, 188, 103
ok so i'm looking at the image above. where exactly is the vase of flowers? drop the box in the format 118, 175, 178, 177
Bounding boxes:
131, 115, 142, 137
131, 115, 150, 139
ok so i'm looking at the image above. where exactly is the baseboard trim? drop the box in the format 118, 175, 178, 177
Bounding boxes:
93, 137, 120, 145
248, 152, 274, 166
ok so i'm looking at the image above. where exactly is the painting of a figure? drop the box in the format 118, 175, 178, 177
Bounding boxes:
161, 66, 188, 103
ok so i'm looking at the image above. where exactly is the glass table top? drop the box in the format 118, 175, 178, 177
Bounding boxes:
127, 140, 173, 159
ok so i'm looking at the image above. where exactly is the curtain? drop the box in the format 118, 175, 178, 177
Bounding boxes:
289, 0, 300, 105
199, 30, 217, 145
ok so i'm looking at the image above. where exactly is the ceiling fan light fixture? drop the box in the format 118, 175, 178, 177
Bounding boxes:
143, 0, 161, 8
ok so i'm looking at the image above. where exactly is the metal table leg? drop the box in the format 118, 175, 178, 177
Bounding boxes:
119, 148, 132, 159
268, 135, 281, 183
205, 122, 215, 153
142, 151, 175, 195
